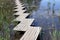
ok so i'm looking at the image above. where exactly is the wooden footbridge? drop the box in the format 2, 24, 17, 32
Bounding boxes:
13, 0, 41, 40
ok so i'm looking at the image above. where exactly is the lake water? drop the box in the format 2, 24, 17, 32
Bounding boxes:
20, 0, 60, 40
27, 0, 60, 29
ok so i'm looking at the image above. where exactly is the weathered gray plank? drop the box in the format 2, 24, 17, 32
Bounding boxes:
13, 0, 42, 40
20, 27, 41, 40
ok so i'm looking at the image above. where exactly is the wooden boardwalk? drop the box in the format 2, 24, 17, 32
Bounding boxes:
13, 0, 41, 40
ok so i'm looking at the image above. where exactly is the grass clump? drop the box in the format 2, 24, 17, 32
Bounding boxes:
0, 0, 15, 40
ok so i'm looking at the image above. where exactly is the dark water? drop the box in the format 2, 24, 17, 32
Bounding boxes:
20, 0, 60, 40
20, 0, 60, 29
28, 0, 60, 29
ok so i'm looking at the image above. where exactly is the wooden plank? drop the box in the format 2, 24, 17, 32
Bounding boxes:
15, 0, 22, 6
20, 27, 41, 40
13, 0, 42, 40
30, 27, 41, 40
13, 19, 34, 31
13, 9, 26, 13
14, 19, 34, 26
19, 19, 34, 25
13, 23, 31, 31
13, 16, 34, 21
13, 13, 29, 20
13, 12, 30, 15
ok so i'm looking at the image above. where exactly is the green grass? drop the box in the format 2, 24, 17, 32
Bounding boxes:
50, 29, 60, 40
0, 0, 15, 40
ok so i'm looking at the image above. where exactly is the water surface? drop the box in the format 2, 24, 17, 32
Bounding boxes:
24, 0, 60, 29
20, 0, 60, 40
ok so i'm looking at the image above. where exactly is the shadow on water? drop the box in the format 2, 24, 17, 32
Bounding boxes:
20, 0, 60, 40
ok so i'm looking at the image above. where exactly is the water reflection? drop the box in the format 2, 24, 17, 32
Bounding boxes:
20, 0, 60, 40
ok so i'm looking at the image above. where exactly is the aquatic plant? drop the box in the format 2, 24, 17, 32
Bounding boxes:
48, 0, 60, 40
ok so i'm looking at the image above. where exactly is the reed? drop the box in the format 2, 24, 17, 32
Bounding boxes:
0, 0, 15, 40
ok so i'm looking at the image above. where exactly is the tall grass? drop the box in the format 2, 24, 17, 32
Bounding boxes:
48, 0, 60, 40
0, 0, 15, 40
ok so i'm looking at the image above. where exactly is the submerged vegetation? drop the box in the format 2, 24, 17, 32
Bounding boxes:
41, 0, 60, 40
